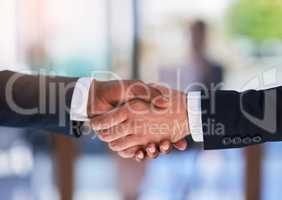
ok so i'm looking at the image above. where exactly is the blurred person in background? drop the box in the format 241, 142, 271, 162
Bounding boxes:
139, 20, 224, 200
159, 20, 223, 92
188, 20, 223, 89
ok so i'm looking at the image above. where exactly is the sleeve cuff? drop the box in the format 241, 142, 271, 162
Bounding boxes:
70, 77, 93, 121
187, 92, 204, 142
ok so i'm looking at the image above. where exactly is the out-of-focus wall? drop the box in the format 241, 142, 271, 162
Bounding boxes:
0, 0, 18, 69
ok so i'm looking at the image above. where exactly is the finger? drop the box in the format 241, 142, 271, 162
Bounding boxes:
109, 134, 145, 152
159, 140, 173, 154
91, 105, 128, 131
118, 146, 140, 159
135, 149, 145, 162
173, 139, 188, 151
97, 121, 132, 142
146, 143, 160, 159
126, 81, 169, 108
148, 83, 171, 97
151, 94, 170, 109
148, 83, 173, 108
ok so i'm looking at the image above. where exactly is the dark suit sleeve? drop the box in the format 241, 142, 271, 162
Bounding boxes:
201, 86, 282, 149
0, 70, 81, 136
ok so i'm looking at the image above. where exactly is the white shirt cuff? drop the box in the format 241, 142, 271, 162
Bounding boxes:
187, 92, 204, 142
70, 77, 93, 121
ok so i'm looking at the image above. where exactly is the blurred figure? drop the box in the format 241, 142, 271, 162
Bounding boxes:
159, 20, 223, 92
27, 43, 51, 72
189, 20, 223, 88
141, 20, 224, 200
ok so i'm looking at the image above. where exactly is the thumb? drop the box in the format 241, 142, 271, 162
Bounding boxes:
151, 94, 169, 109
148, 83, 171, 108
127, 81, 169, 108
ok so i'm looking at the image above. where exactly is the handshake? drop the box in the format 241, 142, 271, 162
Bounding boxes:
87, 80, 191, 161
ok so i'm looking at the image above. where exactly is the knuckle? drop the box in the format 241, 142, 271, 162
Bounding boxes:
109, 145, 118, 152
118, 151, 129, 158
92, 118, 105, 128
110, 139, 125, 151
133, 80, 145, 86
99, 134, 111, 142
122, 151, 134, 158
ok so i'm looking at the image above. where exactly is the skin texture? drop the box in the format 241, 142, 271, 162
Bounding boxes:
88, 80, 169, 116
91, 85, 190, 160
88, 80, 188, 160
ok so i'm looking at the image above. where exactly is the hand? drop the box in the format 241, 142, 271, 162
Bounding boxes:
133, 85, 189, 161
87, 80, 187, 159
132, 85, 189, 161
91, 86, 190, 157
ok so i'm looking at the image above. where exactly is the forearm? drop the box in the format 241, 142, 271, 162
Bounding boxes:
0, 70, 78, 134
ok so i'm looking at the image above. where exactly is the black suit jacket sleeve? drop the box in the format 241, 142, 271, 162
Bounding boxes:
201, 86, 282, 149
0, 70, 81, 136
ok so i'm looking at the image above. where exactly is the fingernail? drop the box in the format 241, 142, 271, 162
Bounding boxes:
137, 152, 144, 159
162, 143, 170, 151
148, 146, 156, 153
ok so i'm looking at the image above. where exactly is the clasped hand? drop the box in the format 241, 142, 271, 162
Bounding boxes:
88, 80, 190, 161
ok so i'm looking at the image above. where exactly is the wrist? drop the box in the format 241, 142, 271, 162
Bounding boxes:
170, 91, 190, 143
87, 79, 97, 118
183, 92, 191, 137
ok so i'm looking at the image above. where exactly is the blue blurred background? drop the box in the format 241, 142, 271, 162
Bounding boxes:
0, 0, 282, 200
